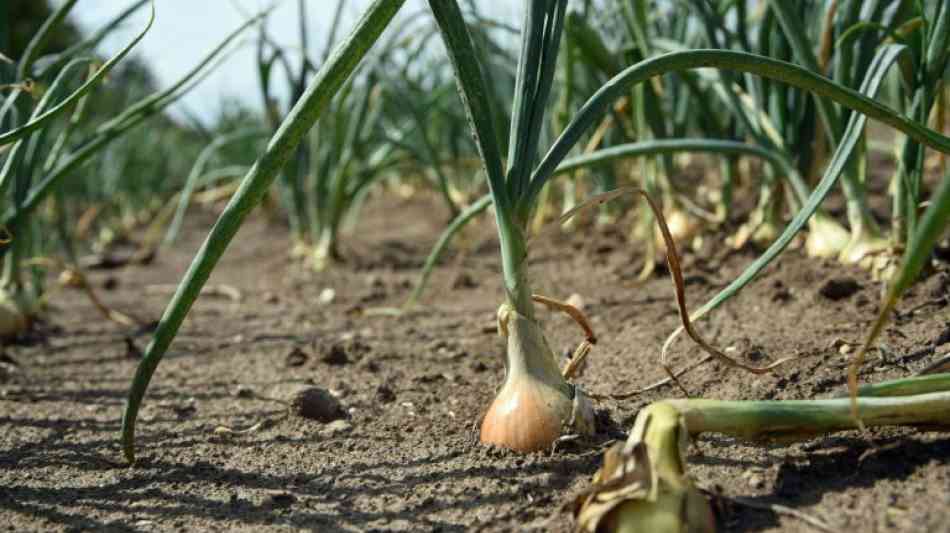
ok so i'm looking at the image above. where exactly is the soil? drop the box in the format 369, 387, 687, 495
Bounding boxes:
2, 193, 950, 533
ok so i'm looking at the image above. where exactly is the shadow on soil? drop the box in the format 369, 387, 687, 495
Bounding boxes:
715, 435, 950, 532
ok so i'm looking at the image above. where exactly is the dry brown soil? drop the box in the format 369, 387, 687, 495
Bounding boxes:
2, 194, 950, 532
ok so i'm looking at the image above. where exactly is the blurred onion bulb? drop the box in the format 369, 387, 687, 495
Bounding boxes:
480, 304, 595, 452
0, 289, 29, 338
573, 402, 714, 533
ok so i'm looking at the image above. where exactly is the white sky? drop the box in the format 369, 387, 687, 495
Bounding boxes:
60, 1, 519, 124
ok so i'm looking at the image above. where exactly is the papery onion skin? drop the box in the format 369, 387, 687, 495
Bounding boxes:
600, 490, 715, 533
655, 209, 700, 254
582, 402, 715, 533
480, 307, 594, 452
805, 214, 850, 258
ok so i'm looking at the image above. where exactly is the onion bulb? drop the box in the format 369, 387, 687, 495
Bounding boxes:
805, 214, 850, 258
480, 304, 595, 452
0, 289, 29, 338
839, 230, 895, 280
654, 209, 700, 255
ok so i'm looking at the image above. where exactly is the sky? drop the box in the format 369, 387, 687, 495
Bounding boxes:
59, 1, 518, 125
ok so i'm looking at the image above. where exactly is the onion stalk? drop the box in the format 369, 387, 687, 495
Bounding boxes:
252, 3, 411, 270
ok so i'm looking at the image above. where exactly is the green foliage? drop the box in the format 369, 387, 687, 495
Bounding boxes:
121, 0, 407, 463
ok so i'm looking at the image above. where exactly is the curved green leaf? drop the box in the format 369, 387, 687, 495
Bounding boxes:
0, 1, 154, 147
528, 48, 950, 203
661, 44, 906, 358
120, 0, 406, 464
164, 129, 268, 245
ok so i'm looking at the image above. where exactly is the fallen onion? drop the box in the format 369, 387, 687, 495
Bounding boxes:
574, 402, 715, 533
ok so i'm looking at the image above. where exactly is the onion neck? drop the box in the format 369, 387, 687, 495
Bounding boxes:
311, 225, 338, 271
499, 305, 570, 396
495, 214, 566, 389
496, 208, 534, 321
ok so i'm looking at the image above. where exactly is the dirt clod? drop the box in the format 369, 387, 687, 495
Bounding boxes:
819, 277, 862, 300
267, 491, 296, 507
233, 385, 254, 398
322, 343, 350, 365
123, 337, 142, 359
285, 346, 309, 367
452, 272, 479, 289
376, 384, 397, 403
289, 387, 346, 423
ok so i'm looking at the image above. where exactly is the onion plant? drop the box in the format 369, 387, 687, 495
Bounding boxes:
0, 0, 153, 337
252, 1, 409, 269
428, 0, 950, 453
116, 0, 950, 462
120, 0, 406, 463
3, 2, 261, 330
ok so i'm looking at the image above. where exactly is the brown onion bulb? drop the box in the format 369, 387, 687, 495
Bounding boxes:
480, 306, 594, 452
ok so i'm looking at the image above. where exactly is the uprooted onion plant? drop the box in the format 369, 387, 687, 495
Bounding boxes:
573, 372, 950, 532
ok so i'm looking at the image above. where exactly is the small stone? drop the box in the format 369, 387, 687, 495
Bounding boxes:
318, 288, 336, 304
839, 343, 853, 355
322, 419, 353, 435
819, 277, 861, 300
322, 343, 349, 365
289, 387, 346, 422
